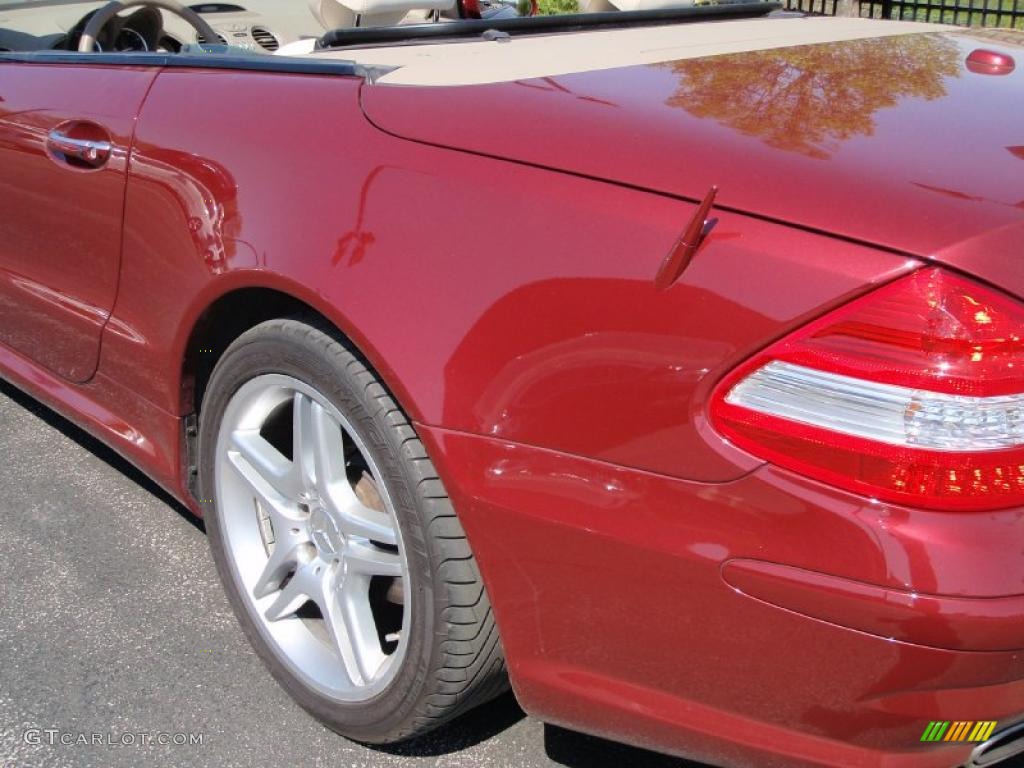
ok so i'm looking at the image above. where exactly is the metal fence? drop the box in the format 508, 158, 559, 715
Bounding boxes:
783, 0, 1024, 27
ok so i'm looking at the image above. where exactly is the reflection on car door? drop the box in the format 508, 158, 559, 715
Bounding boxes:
0, 62, 157, 382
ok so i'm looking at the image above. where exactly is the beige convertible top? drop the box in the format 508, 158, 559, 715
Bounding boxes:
308, 16, 947, 86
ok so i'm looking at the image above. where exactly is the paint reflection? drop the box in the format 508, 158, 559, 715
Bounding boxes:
129, 145, 243, 274
662, 35, 960, 158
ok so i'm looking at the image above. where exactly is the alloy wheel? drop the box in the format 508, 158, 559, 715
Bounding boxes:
213, 374, 409, 702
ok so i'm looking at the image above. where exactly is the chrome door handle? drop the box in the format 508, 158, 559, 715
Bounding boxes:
46, 129, 112, 168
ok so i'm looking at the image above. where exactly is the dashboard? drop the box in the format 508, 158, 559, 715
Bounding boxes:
0, 1, 321, 53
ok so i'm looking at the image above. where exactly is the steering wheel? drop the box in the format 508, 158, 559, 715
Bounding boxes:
78, 0, 221, 52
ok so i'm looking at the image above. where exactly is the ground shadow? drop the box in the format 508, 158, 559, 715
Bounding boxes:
375, 691, 528, 755
0, 378, 203, 533
376, 691, 707, 765
545, 724, 705, 768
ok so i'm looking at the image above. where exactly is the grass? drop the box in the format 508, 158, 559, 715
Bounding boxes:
537, 0, 580, 14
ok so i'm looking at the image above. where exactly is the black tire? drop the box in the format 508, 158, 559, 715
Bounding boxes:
197, 315, 508, 743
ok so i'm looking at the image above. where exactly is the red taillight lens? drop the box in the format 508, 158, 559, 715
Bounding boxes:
710, 268, 1024, 511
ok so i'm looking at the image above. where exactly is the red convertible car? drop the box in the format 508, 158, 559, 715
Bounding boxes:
1, 0, 1023, 765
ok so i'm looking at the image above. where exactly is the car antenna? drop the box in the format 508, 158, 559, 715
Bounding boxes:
654, 185, 718, 291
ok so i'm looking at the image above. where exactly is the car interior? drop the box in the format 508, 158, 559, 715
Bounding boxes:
0, 0, 557, 54
0, 0, 747, 58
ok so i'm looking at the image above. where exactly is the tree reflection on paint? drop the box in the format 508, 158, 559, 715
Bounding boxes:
663, 35, 960, 159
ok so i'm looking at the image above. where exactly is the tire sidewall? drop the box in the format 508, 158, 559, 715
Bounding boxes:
197, 322, 436, 741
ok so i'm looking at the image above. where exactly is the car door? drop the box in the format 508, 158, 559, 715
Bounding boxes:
0, 60, 157, 382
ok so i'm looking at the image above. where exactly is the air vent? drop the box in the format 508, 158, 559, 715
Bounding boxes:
196, 31, 228, 45
250, 27, 279, 51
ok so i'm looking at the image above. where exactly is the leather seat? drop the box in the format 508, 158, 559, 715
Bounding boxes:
308, 0, 455, 28
577, 0, 694, 10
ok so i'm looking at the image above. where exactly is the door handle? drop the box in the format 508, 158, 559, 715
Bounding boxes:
46, 128, 112, 169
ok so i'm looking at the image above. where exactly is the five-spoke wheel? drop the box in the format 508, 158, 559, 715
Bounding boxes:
199, 317, 506, 743
216, 375, 407, 700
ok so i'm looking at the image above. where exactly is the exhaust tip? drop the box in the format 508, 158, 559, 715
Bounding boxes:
966, 721, 1024, 767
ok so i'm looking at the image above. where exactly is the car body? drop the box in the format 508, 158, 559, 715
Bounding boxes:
1, 2, 1023, 766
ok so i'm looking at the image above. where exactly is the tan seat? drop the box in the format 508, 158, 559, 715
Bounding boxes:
308, 0, 455, 28
577, 0, 694, 10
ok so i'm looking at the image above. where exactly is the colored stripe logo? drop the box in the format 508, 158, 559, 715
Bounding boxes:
921, 721, 998, 743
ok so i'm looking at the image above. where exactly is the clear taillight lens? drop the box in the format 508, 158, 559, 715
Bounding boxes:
710, 268, 1024, 511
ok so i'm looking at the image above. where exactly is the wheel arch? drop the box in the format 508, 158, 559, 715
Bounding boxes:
175, 276, 427, 501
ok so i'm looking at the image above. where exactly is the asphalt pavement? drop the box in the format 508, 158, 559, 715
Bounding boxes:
0, 379, 702, 768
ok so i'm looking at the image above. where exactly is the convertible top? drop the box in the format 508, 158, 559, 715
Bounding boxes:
312, 16, 947, 85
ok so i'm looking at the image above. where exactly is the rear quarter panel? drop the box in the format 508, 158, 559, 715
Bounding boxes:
108, 68, 917, 486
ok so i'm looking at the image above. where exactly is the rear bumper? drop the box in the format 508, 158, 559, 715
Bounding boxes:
419, 425, 1024, 768
720, 559, 1024, 653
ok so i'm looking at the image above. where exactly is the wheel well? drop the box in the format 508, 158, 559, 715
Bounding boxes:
180, 288, 329, 497
181, 288, 321, 418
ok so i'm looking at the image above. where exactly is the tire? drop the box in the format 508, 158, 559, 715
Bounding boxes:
197, 316, 508, 743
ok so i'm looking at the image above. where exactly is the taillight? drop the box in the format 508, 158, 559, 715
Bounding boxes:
710, 268, 1024, 511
